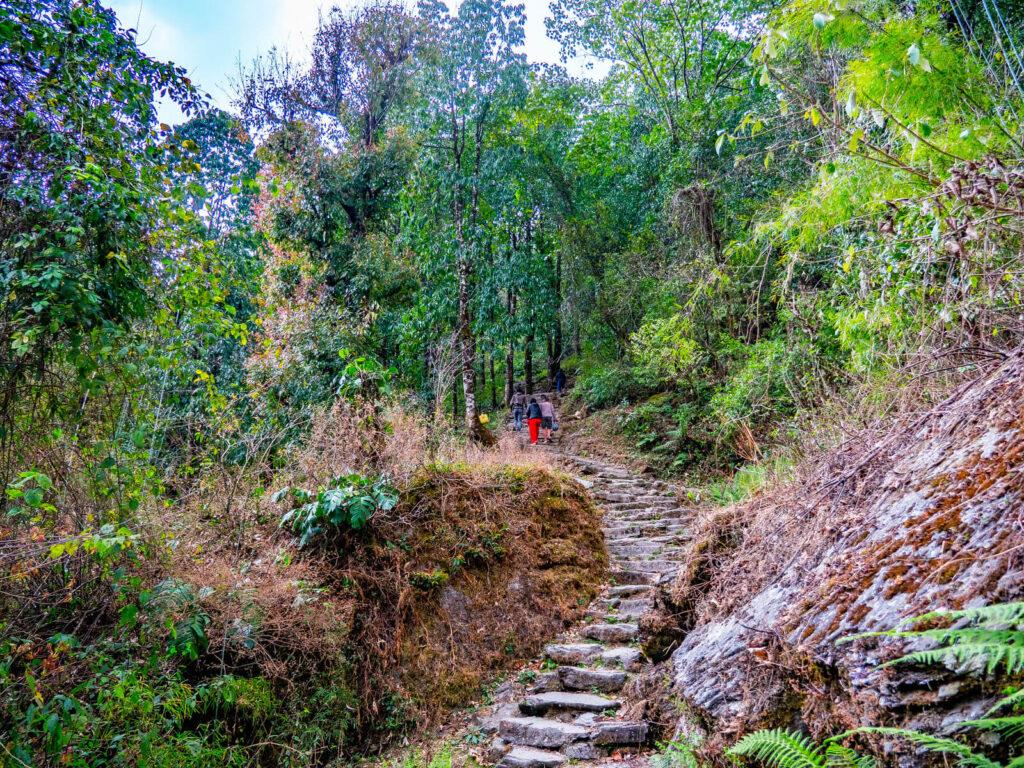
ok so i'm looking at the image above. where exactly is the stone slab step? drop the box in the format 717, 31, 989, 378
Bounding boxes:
605, 510, 682, 522
544, 642, 603, 665
599, 646, 643, 670
610, 568, 660, 585
589, 604, 647, 621
606, 584, 652, 597
606, 541, 665, 556
583, 623, 639, 643
620, 559, 678, 573
604, 522, 687, 535
604, 500, 678, 511
558, 665, 627, 693
593, 721, 649, 745
519, 692, 621, 716
499, 717, 590, 748
498, 746, 565, 768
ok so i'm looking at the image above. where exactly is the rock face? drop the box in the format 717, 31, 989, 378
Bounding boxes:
663, 354, 1024, 745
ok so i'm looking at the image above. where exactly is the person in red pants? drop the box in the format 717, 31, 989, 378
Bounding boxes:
526, 397, 542, 444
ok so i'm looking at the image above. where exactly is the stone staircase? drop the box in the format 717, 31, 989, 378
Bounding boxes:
483, 452, 689, 768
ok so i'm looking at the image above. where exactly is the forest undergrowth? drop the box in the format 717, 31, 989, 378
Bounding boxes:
3, 0, 1024, 765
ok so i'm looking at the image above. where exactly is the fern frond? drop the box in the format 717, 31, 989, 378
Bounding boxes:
844, 727, 1002, 768
727, 729, 825, 768
934, 603, 1024, 628
894, 628, 1024, 646
986, 686, 1024, 716
822, 743, 875, 768
959, 716, 1024, 743
885, 642, 1024, 675
1006, 756, 1024, 768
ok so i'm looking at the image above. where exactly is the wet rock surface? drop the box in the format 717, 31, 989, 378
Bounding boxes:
665, 354, 1024, 742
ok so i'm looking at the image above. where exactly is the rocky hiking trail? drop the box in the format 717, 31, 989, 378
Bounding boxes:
475, 430, 692, 768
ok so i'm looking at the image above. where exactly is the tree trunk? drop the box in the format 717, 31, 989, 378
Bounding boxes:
477, 341, 485, 398
505, 338, 515, 406
553, 249, 563, 377
524, 333, 534, 395
457, 251, 483, 438
452, 371, 459, 424
489, 351, 498, 410
504, 290, 516, 405
546, 333, 556, 390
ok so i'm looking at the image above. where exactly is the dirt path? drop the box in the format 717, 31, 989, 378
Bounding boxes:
476, 440, 692, 767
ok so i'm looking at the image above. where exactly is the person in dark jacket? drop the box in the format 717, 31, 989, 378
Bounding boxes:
554, 369, 566, 395
526, 397, 542, 444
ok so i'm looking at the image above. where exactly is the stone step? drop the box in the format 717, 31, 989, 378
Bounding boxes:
619, 559, 677, 573
592, 721, 649, 746
616, 597, 654, 613
499, 717, 590, 748
610, 568, 660, 585
604, 500, 678, 511
519, 692, 621, 716
606, 541, 665, 556
588, 605, 645, 622
544, 642, 603, 665
583, 623, 639, 643
498, 746, 565, 768
606, 512, 681, 523
558, 666, 627, 693
606, 584, 652, 597
592, 601, 650, 621
608, 534, 685, 547
604, 522, 687, 535
598, 646, 643, 670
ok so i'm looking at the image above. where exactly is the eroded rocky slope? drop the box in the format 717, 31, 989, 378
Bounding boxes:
653, 353, 1024, 756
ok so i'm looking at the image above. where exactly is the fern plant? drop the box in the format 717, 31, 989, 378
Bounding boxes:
727, 729, 875, 768
728, 602, 1024, 768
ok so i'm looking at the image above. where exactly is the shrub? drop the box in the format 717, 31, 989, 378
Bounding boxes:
575, 360, 641, 408
273, 472, 398, 547
708, 338, 810, 443
630, 312, 703, 389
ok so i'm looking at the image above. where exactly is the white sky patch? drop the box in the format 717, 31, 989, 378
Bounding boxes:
107, 0, 608, 123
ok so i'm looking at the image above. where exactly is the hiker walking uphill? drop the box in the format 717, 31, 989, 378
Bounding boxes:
526, 397, 543, 444
538, 395, 556, 444
510, 387, 526, 432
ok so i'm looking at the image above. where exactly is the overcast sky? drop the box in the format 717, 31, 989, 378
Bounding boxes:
106, 0, 606, 124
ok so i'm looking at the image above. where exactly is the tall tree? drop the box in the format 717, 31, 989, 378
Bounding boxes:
417, 0, 527, 440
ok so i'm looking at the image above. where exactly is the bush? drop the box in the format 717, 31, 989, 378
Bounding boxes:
274, 472, 398, 547
708, 338, 811, 443
575, 360, 642, 408
630, 312, 703, 388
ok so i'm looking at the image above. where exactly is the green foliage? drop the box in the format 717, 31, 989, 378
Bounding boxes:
734, 603, 1024, 768
275, 473, 399, 547
727, 729, 876, 768
651, 732, 704, 768
845, 602, 1024, 681
631, 313, 702, 387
